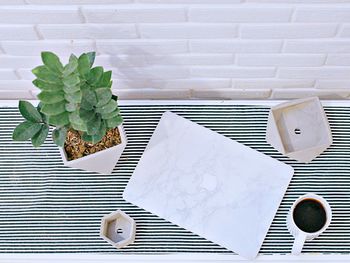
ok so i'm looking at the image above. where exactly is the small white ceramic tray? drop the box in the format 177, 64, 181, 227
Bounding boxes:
266, 97, 332, 163
100, 210, 136, 249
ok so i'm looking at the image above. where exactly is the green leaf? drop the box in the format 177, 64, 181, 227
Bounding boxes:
31, 124, 49, 147
79, 108, 95, 121
81, 131, 103, 144
99, 71, 112, 87
32, 65, 61, 83
81, 89, 97, 110
63, 84, 80, 94
71, 122, 87, 132
40, 102, 66, 116
12, 121, 42, 141
101, 108, 120, 119
52, 127, 68, 147
48, 112, 70, 126
64, 91, 82, 103
88, 66, 103, 86
69, 111, 83, 124
37, 91, 65, 104
80, 83, 90, 91
62, 74, 80, 87
37, 103, 48, 124
106, 115, 123, 128
78, 54, 91, 78
41, 52, 63, 72
32, 79, 63, 91
81, 132, 93, 143
69, 54, 78, 61
87, 114, 101, 135
97, 120, 107, 139
86, 52, 96, 67
65, 102, 78, 112
85, 120, 107, 144
92, 134, 104, 144
95, 88, 112, 107
63, 55, 78, 76
69, 111, 88, 132
19, 100, 42, 123
95, 99, 117, 114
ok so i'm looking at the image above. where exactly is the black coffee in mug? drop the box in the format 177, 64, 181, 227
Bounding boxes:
293, 198, 327, 233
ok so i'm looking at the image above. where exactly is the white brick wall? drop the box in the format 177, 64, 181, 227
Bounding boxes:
0, 1, 349, 100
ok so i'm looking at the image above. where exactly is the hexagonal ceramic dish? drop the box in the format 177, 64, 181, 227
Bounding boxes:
266, 97, 332, 163
100, 210, 136, 249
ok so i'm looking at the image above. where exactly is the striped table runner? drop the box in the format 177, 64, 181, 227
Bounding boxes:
0, 103, 349, 254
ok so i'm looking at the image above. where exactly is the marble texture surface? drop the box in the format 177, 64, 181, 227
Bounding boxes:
123, 111, 294, 259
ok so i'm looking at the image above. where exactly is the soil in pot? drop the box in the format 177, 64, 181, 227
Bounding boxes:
64, 127, 122, 161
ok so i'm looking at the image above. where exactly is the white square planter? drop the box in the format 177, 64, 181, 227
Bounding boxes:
59, 125, 127, 174
266, 97, 332, 163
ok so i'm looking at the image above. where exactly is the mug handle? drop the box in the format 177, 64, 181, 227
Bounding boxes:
292, 232, 307, 255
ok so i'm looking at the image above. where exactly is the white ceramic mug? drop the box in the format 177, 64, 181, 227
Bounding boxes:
287, 193, 332, 255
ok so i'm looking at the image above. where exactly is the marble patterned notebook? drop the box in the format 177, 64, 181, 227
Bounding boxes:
123, 111, 294, 259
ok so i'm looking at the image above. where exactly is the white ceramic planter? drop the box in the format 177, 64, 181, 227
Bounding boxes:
59, 125, 127, 174
266, 97, 332, 163
100, 210, 136, 249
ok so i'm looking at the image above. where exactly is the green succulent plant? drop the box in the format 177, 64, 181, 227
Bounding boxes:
12, 51, 123, 148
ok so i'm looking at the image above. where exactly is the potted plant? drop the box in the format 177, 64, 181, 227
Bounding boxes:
12, 51, 127, 174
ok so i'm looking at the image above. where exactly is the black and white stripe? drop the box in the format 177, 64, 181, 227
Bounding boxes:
0, 103, 349, 254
